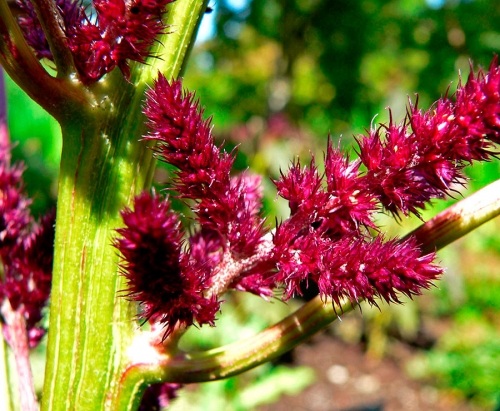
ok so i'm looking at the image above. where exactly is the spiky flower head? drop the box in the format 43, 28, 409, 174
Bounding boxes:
116, 58, 500, 337
143, 75, 266, 257
115, 191, 220, 338
358, 58, 500, 217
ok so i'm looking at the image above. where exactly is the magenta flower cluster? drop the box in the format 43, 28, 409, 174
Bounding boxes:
0, 144, 54, 347
115, 192, 219, 337
114, 59, 500, 338
359, 61, 500, 217
15, 0, 174, 83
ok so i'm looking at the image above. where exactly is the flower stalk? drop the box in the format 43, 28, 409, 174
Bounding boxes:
29, 0, 77, 76
0, 328, 14, 411
116, 176, 500, 398
404, 179, 500, 254
0, 0, 84, 120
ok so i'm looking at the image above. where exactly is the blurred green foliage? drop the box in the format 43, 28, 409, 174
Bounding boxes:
407, 220, 500, 409
5, 75, 60, 216
187, 0, 500, 142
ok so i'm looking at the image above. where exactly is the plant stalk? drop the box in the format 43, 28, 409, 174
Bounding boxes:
40, 2, 209, 410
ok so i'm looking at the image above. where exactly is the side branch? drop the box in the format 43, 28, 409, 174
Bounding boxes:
136, 0, 210, 84
403, 179, 500, 254
30, 0, 77, 78
114, 295, 351, 410
0, 1, 86, 120
164, 296, 352, 382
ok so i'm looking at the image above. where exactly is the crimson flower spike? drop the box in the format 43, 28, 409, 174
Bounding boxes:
0, 143, 55, 347
115, 191, 221, 338
358, 56, 500, 217
116, 58, 500, 340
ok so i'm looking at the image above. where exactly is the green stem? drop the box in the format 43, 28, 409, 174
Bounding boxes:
133, 0, 209, 84
30, 0, 77, 77
403, 179, 500, 253
41, 108, 144, 411
119, 178, 500, 388
40, 2, 209, 410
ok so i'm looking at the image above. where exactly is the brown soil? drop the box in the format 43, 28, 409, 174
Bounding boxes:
257, 332, 477, 411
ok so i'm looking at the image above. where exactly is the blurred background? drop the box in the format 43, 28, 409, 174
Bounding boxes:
6, 0, 500, 409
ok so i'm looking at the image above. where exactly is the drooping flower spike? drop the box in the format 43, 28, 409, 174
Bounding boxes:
143, 75, 267, 258
116, 58, 500, 339
0, 144, 55, 348
115, 191, 220, 338
358, 57, 500, 217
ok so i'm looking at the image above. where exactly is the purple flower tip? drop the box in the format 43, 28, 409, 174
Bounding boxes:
139, 382, 182, 411
115, 191, 220, 338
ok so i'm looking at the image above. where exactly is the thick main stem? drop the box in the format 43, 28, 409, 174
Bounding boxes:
41, 98, 153, 411
40, 2, 209, 410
